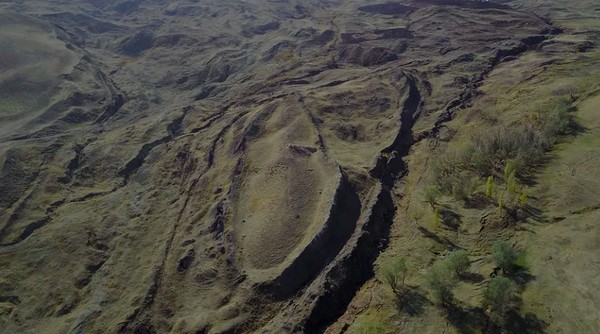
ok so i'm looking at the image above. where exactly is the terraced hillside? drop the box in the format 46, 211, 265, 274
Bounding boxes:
0, 1, 598, 333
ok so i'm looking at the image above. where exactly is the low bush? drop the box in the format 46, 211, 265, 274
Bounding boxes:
424, 186, 441, 209
484, 276, 517, 317
380, 257, 408, 296
492, 241, 517, 273
426, 261, 457, 304
430, 96, 577, 202
537, 96, 577, 138
446, 250, 471, 276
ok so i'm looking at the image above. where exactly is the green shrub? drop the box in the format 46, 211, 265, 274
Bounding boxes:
434, 207, 441, 226
446, 250, 471, 276
469, 125, 547, 177
429, 96, 577, 203
492, 241, 517, 273
485, 176, 494, 197
426, 261, 457, 304
380, 257, 408, 296
424, 186, 442, 209
431, 163, 479, 202
518, 192, 528, 207
452, 173, 480, 202
506, 169, 518, 194
431, 155, 462, 195
503, 160, 516, 180
498, 191, 505, 211
539, 96, 575, 138
484, 276, 517, 316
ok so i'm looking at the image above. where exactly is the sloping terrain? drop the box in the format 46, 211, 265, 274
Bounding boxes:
0, 1, 598, 334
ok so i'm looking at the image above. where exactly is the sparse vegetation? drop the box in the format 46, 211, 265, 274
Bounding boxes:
536, 96, 577, 137
446, 250, 471, 276
430, 96, 578, 203
484, 276, 517, 317
431, 158, 480, 202
492, 241, 517, 274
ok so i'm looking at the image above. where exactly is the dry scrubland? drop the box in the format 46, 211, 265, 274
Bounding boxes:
0, 0, 598, 333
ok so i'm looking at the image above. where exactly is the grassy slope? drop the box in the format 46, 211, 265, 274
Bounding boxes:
337, 1, 600, 333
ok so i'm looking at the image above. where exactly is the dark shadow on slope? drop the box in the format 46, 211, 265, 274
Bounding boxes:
445, 302, 490, 334
507, 266, 536, 289
418, 226, 460, 250
504, 310, 547, 334
461, 272, 485, 284
395, 289, 429, 316
439, 208, 462, 230
464, 193, 493, 210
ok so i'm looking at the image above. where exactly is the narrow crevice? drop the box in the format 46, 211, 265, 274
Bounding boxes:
70, 188, 119, 203
117, 136, 171, 181
418, 26, 561, 142
370, 72, 422, 188
303, 189, 395, 333
16, 218, 50, 244
0, 192, 36, 244
95, 93, 125, 123
95, 70, 126, 123
0, 218, 51, 246
302, 72, 422, 333
307, 16, 564, 334
118, 108, 191, 182
57, 143, 85, 184
189, 111, 226, 134
207, 110, 252, 168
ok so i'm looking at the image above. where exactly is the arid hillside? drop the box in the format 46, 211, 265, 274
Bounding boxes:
0, 1, 598, 333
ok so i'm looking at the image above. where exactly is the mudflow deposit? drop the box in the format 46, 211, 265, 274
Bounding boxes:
0, 0, 599, 333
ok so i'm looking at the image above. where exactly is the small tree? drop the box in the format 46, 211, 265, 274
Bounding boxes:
503, 160, 516, 180
424, 186, 442, 209
484, 276, 517, 318
426, 261, 457, 305
380, 257, 408, 296
485, 176, 494, 198
507, 169, 518, 194
518, 192, 528, 207
492, 241, 517, 274
446, 250, 471, 276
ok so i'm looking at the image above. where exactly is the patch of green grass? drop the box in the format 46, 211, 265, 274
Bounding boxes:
514, 250, 528, 269
349, 312, 388, 334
